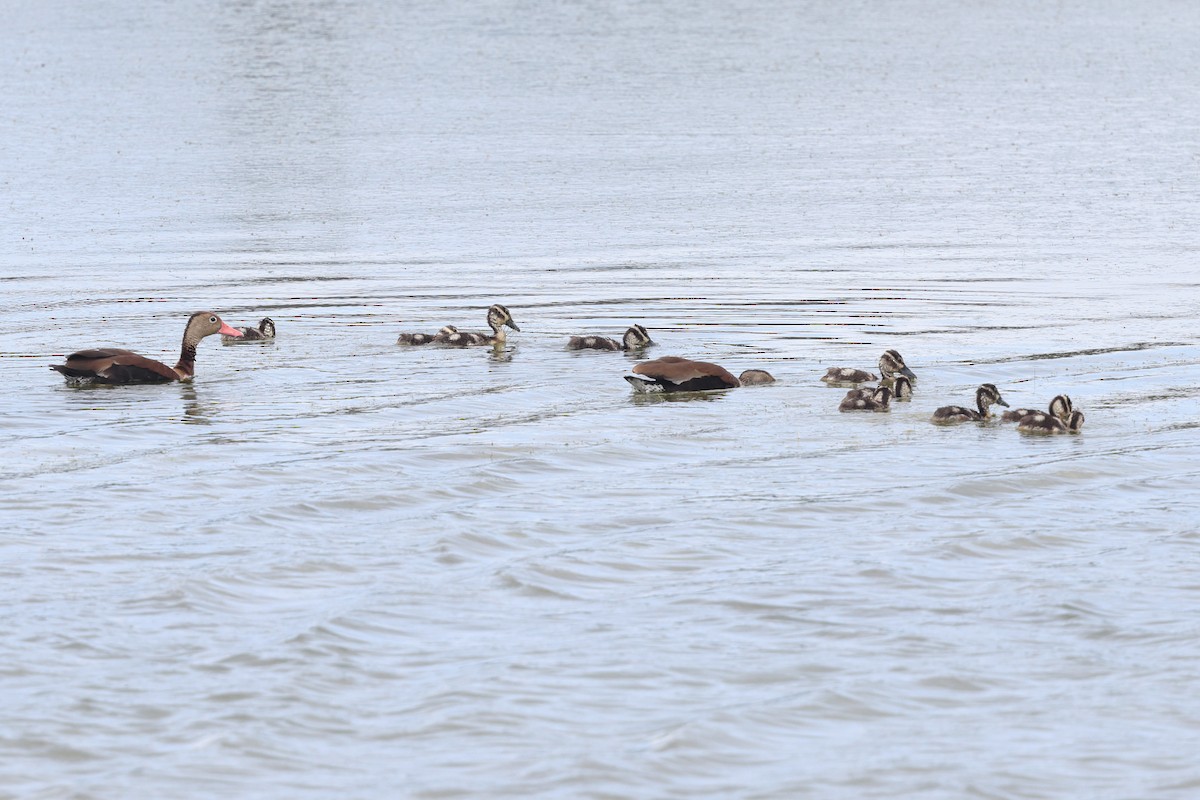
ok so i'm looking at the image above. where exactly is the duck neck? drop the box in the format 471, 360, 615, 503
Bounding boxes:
175, 333, 199, 379
976, 393, 990, 417
489, 321, 506, 343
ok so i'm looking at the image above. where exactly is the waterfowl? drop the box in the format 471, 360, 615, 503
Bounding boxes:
1001, 394, 1072, 423
850, 375, 912, 402
439, 305, 520, 346
821, 349, 917, 386
931, 383, 1010, 423
567, 324, 653, 351
737, 369, 776, 386
398, 325, 458, 346
839, 385, 893, 412
223, 317, 275, 341
625, 356, 741, 393
50, 311, 242, 385
1018, 409, 1085, 434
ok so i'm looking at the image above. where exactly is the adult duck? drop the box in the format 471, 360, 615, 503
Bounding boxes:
51, 311, 242, 385
625, 356, 771, 393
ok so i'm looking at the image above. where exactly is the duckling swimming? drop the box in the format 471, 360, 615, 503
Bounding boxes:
439, 305, 520, 346
1018, 409, 1085, 434
822, 349, 916, 386
222, 317, 275, 342
397, 325, 458, 346
931, 383, 1009, 423
567, 324, 652, 351
1001, 394, 1072, 423
839, 385, 893, 412
850, 375, 912, 402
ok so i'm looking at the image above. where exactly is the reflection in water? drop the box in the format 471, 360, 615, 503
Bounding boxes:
180, 383, 213, 424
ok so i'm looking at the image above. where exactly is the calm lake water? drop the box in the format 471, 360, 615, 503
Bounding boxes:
4, 1, 1200, 797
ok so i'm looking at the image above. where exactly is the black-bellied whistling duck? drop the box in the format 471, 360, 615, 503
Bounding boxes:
223, 317, 275, 342
567, 324, 653, 352
821, 349, 917, 386
1001, 394, 1072, 423
439, 304, 520, 346
50, 311, 242, 385
1018, 409, 1085, 434
625, 356, 772, 393
931, 383, 1010, 423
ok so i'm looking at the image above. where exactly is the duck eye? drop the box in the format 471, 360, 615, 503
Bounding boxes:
209, 316, 217, 323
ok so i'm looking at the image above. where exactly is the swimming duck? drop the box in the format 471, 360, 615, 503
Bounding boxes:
567, 324, 653, 351
839, 385, 893, 412
398, 325, 458, 346
51, 311, 242, 385
1001, 394, 1072, 423
737, 369, 776, 386
625, 356, 741, 393
931, 383, 1010, 423
821, 349, 917, 386
223, 317, 275, 341
850, 375, 912, 402
1017, 409, 1085, 434
439, 305, 520, 346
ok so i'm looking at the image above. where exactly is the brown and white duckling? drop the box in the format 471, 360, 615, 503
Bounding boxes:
51, 311, 242, 385
397, 325, 458, 346
821, 349, 917, 386
625, 356, 741, 393
567, 324, 653, 352
1018, 409, 1085, 435
1001, 394, 1072, 423
850, 375, 912, 402
223, 317, 275, 342
931, 383, 1010, 423
439, 304, 520, 346
839, 385, 893, 412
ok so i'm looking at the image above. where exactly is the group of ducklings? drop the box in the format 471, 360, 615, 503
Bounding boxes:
393, 304, 1085, 434
821, 348, 1085, 434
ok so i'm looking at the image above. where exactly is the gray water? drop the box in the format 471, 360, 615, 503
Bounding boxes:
4, 1, 1200, 797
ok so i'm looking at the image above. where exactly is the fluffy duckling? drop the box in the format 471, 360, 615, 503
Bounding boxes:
839, 385, 893, 412
223, 317, 275, 341
397, 325, 457, 346
737, 369, 776, 386
1018, 409, 1085, 434
821, 349, 917, 386
931, 383, 1010, 423
567, 324, 653, 352
1001, 394, 1072, 423
625, 356, 742, 393
440, 305, 520, 346
850, 375, 912, 402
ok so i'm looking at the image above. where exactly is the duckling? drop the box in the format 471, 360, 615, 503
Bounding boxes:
625, 356, 741, 393
931, 383, 1010, 424
1001, 394, 1072, 423
850, 375, 912, 402
439, 305, 520, 346
567, 324, 653, 351
223, 317, 275, 341
397, 325, 457, 346
839, 385, 893, 412
821, 349, 917, 386
737, 369, 776, 386
1018, 409, 1085, 435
